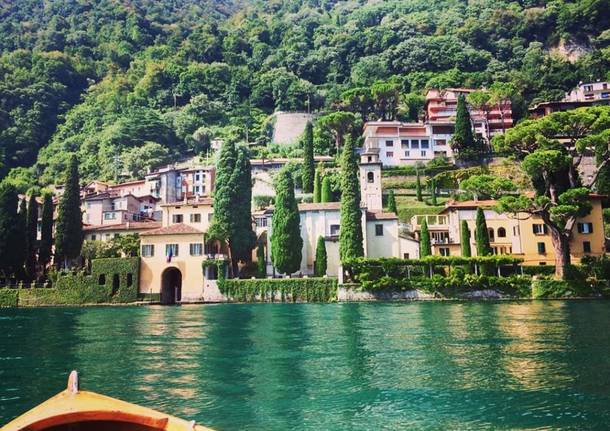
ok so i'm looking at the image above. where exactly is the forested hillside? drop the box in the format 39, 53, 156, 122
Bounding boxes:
0, 0, 608, 187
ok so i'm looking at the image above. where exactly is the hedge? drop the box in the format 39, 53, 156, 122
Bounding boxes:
219, 278, 338, 302
0, 289, 18, 307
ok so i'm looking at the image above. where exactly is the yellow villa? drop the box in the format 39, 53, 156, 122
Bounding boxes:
138, 197, 226, 304
411, 197, 605, 265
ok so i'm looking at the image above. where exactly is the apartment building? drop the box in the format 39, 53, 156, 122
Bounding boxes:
410, 197, 605, 265
529, 81, 610, 118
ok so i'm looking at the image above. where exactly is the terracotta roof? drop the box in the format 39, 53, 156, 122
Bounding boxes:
84, 221, 161, 232
108, 179, 146, 188
366, 211, 398, 221
439, 200, 498, 214
161, 197, 213, 207
141, 223, 203, 236
298, 202, 342, 211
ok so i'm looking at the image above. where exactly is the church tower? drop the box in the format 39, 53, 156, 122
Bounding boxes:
359, 149, 383, 211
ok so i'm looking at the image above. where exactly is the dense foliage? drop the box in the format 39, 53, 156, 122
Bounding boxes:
0, 0, 608, 185
54, 155, 83, 267
339, 136, 364, 261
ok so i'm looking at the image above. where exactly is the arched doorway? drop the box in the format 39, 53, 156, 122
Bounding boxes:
161, 267, 182, 305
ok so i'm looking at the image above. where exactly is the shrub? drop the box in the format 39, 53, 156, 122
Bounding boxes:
0, 289, 19, 307
219, 278, 337, 302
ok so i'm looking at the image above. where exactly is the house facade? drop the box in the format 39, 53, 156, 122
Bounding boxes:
529, 81, 610, 118
410, 198, 605, 265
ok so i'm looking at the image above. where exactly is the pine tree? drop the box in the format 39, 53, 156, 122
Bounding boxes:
39, 192, 54, 271
452, 94, 476, 159
339, 135, 364, 261
314, 236, 327, 277
460, 220, 471, 257
301, 122, 315, 193
313, 165, 322, 203
475, 207, 492, 256
256, 243, 266, 278
416, 170, 423, 202
387, 189, 397, 213
228, 146, 256, 275
430, 177, 437, 205
321, 176, 332, 202
271, 167, 303, 275
419, 219, 431, 257
25, 192, 38, 279
55, 155, 83, 268
0, 183, 22, 277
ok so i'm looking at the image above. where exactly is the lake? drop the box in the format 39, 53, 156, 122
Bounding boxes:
2, 302, 610, 430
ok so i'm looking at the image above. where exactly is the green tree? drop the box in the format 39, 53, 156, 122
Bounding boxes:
54, 155, 83, 268
16, 197, 28, 278
416, 170, 423, 202
301, 122, 315, 193
419, 219, 431, 258
313, 166, 322, 203
0, 183, 22, 277
475, 208, 492, 257
256, 243, 266, 278
26, 192, 39, 279
271, 167, 303, 275
339, 136, 364, 261
429, 178, 438, 205
208, 141, 237, 244
317, 111, 358, 152
321, 176, 332, 202
460, 220, 471, 257
314, 236, 327, 277
451, 94, 477, 160
39, 192, 54, 271
387, 189, 397, 213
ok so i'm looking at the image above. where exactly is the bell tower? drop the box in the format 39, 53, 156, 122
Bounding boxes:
359, 149, 383, 211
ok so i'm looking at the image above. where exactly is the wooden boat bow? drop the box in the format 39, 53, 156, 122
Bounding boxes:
1, 371, 214, 431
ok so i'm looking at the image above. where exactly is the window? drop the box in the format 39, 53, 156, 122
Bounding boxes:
497, 227, 506, 238
190, 243, 203, 256
435, 139, 446, 146
403, 253, 410, 259
411, 139, 419, 149
195, 173, 201, 182
166, 244, 179, 257
439, 247, 450, 256
401, 139, 409, 148
112, 274, 120, 295
104, 212, 116, 220
404, 151, 410, 157
330, 224, 340, 236
375, 224, 383, 236
256, 217, 267, 227
421, 139, 429, 149
194, 186, 201, 194
385, 140, 394, 147
583, 241, 591, 253
141, 244, 154, 257
537, 242, 546, 254
190, 213, 202, 223
532, 224, 548, 235
367, 172, 374, 183
421, 150, 427, 157
126, 273, 133, 287
386, 151, 394, 157
513, 226, 519, 236
172, 214, 183, 223
91, 234, 97, 241
577, 222, 593, 234
367, 156, 372, 162
584, 85, 593, 91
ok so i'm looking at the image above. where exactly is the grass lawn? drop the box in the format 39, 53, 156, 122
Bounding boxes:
392, 195, 447, 222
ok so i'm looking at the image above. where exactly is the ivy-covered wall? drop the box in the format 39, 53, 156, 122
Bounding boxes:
1, 257, 140, 307
220, 278, 338, 303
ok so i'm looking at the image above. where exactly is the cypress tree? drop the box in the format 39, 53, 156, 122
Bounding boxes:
452, 94, 476, 158
55, 155, 83, 268
430, 178, 437, 205
460, 220, 471, 257
419, 219, 431, 257
209, 141, 237, 244
228, 146, 257, 275
301, 122, 315, 193
313, 166, 322, 203
26, 192, 38, 279
39, 192, 54, 271
15, 197, 28, 278
387, 189, 397, 213
321, 176, 332, 202
475, 207, 492, 256
0, 183, 22, 277
314, 236, 327, 277
271, 167, 303, 275
416, 170, 423, 202
339, 135, 364, 261
256, 243, 266, 278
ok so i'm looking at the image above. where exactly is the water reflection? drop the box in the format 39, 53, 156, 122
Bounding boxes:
2, 302, 610, 430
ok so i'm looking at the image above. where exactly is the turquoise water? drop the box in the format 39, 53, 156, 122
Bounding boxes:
1, 302, 610, 430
